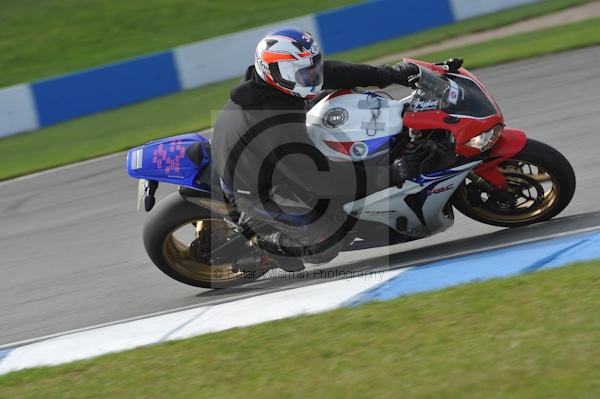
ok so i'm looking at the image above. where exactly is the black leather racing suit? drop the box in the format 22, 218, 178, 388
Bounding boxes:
211, 60, 414, 260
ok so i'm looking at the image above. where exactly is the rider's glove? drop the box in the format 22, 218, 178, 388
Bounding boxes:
390, 62, 420, 87
391, 154, 422, 186
436, 58, 464, 73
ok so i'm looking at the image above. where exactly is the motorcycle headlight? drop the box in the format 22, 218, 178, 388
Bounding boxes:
465, 125, 503, 152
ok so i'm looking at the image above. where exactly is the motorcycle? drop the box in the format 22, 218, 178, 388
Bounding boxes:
126, 59, 576, 288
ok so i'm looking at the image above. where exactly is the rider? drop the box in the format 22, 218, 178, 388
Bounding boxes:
211, 27, 421, 271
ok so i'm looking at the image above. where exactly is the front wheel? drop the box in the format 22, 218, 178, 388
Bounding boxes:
452, 139, 576, 228
143, 192, 266, 289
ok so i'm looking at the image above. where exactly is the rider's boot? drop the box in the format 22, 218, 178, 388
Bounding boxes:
255, 232, 305, 272
232, 250, 304, 275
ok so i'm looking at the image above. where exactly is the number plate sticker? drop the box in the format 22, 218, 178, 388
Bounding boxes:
448, 80, 460, 105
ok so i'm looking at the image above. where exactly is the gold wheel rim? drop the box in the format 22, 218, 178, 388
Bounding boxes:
162, 218, 246, 283
461, 159, 559, 223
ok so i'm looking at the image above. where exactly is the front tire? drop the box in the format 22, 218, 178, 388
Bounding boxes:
452, 139, 576, 227
143, 192, 265, 289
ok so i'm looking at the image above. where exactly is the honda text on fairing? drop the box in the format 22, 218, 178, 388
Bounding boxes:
126, 59, 576, 289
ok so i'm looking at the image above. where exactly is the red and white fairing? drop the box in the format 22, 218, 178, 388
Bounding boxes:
306, 90, 406, 162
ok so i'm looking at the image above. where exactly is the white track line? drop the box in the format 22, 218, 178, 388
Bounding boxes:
0, 152, 126, 187
0, 128, 213, 187
0, 268, 406, 374
360, 224, 600, 272
2, 223, 598, 351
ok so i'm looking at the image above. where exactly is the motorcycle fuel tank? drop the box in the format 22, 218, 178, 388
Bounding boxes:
306, 90, 406, 162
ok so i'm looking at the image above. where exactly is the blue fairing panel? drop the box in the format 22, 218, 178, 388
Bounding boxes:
126, 133, 210, 190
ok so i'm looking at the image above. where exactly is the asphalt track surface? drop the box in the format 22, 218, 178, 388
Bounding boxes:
1, 47, 600, 347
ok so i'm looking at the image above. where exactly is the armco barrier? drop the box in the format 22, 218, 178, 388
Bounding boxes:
0, 84, 39, 137
32, 52, 181, 126
0, 0, 540, 138
316, 0, 455, 54
173, 15, 318, 90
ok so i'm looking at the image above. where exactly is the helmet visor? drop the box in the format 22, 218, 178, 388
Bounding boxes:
294, 55, 323, 86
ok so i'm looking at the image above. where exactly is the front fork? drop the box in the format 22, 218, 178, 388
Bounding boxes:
473, 128, 528, 189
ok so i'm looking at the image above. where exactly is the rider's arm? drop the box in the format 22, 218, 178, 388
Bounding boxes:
322, 60, 418, 90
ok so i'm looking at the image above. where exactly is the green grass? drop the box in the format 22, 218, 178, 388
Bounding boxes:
336, 0, 596, 63
1, 261, 599, 398
382, 16, 600, 69
0, 78, 236, 180
2, 16, 600, 181
0, 0, 591, 87
0, 0, 357, 87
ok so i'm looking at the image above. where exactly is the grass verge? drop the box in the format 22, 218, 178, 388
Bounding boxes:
2, 16, 600, 180
1, 0, 591, 87
336, 0, 595, 63
0, 78, 236, 180
383, 16, 600, 68
0, 0, 357, 87
1, 261, 599, 398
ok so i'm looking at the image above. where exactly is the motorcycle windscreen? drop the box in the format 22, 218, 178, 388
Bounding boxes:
444, 75, 498, 118
407, 68, 497, 118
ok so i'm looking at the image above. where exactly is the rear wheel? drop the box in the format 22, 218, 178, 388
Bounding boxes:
143, 192, 266, 289
452, 139, 575, 227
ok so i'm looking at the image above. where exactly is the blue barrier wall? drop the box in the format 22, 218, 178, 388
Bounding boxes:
31, 52, 181, 126
316, 0, 455, 54
0, 0, 541, 137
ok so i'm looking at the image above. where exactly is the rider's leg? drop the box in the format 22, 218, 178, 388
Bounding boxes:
233, 194, 348, 270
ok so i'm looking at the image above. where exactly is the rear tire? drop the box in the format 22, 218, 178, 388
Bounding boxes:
143, 192, 265, 289
452, 139, 575, 228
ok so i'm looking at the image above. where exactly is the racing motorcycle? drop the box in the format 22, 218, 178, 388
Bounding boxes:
126, 58, 576, 288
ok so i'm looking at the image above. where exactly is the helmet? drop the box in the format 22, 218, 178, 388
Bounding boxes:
254, 27, 323, 99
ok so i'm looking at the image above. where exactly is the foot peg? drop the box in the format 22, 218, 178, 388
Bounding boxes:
271, 255, 305, 272
232, 254, 265, 274
233, 253, 304, 273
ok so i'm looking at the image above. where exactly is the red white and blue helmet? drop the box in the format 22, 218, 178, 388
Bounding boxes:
254, 27, 323, 99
